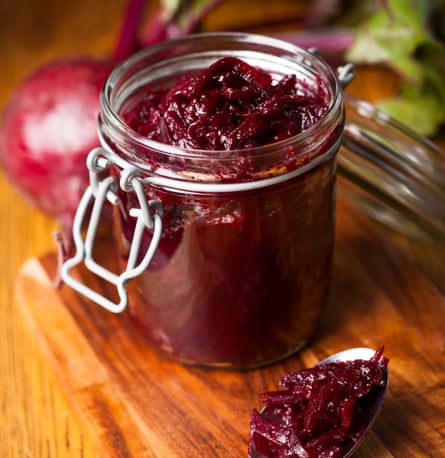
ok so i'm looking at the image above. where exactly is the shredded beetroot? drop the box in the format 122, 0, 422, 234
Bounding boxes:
248, 346, 388, 457
122, 56, 329, 150
114, 54, 338, 367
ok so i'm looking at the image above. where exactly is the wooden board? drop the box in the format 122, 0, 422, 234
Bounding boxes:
15, 199, 445, 457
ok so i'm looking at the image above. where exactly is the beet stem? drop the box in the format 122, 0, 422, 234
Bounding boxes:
113, 0, 149, 61
139, 0, 225, 47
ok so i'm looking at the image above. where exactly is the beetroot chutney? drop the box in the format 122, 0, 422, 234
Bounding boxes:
99, 33, 345, 368
248, 346, 389, 457
124, 56, 329, 150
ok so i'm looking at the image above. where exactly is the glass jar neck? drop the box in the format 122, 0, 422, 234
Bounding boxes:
98, 32, 345, 186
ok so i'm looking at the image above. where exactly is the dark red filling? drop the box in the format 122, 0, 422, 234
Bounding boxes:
113, 56, 337, 367
123, 56, 328, 150
248, 346, 388, 457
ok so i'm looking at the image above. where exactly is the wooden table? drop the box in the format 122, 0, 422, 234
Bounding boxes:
0, 2, 127, 455
1, 1, 444, 457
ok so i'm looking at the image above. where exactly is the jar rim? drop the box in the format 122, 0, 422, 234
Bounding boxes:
100, 31, 344, 162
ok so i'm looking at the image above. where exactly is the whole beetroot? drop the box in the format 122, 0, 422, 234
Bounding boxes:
0, 0, 224, 242
0, 56, 114, 234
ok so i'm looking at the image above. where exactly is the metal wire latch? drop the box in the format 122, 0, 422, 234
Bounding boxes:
61, 148, 163, 313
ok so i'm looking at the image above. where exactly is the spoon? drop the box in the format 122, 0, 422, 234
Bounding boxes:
315, 347, 389, 457
252, 347, 389, 458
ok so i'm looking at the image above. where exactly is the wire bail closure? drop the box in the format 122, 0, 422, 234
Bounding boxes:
61, 148, 163, 313
307, 47, 355, 90
337, 63, 355, 89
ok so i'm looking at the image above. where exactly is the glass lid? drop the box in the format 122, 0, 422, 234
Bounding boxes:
339, 94, 445, 241
338, 94, 445, 293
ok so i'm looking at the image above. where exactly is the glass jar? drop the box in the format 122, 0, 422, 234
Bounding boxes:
62, 32, 347, 369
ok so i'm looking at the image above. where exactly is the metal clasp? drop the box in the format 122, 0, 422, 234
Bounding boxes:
337, 63, 355, 89
61, 148, 163, 313
306, 48, 355, 89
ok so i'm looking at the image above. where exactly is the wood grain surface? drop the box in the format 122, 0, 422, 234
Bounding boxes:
0, 0, 443, 458
0, 2, 321, 456
0, 2, 126, 456
14, 199, 445, 457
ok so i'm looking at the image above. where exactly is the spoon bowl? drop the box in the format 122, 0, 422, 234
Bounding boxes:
251, 346, 389, 458
316, 347, 389, 457
318, 346, 384, 365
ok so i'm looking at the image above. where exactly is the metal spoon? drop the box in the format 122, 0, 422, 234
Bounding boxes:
316, 347, 389, 457
255, 347, 389, 458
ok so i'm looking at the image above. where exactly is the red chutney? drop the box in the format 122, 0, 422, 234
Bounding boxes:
107, 46, 343, 368
248, 346, 389, 457
124, 57, 328, 151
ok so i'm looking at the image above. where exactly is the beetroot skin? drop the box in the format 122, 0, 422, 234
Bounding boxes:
0, 56, 114, 231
